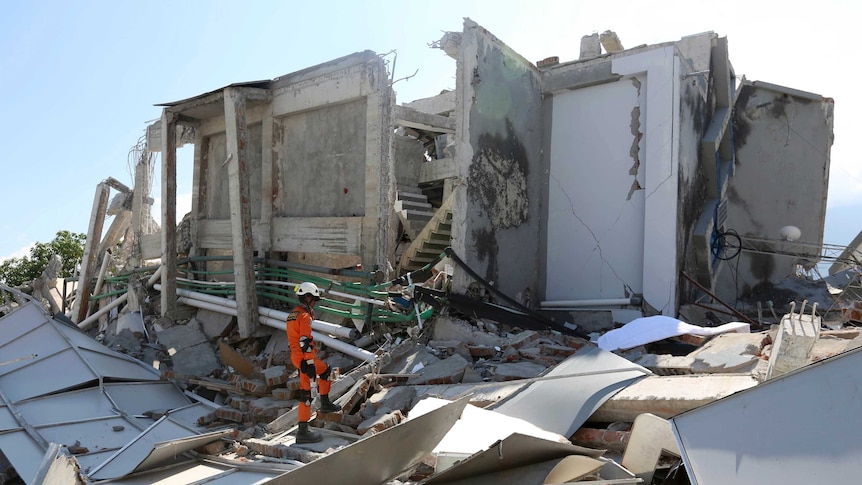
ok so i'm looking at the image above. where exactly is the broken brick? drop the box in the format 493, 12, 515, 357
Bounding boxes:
195, 440, 227, 455
216, 406, 247, 423
467, 344, 497, 358
240, 379, 269, 394
272, 387, 296, 400
263, 365, 289, 387
358, 410, 404, 435
540, 344, 577, 358
571, 427, 630, 452
506, 330, 539, 349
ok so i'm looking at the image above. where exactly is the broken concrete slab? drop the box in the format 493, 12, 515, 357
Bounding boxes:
382, 346, 440, 375
634, 353, 695, 375
687, 332, 767, 373
168, 341, 221, 378
358, 410, 403, 435
589, 374, 759, 422
411, 381, 526, 409
431, 315, 503, 347
157, 319, 209, 350
366, 385, 416, 414
406, 354, 470, 385
196, 309, 234, 339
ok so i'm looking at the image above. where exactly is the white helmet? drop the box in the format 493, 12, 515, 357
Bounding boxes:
296, 282, 321, 299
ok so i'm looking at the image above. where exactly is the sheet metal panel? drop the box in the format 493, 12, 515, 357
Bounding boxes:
0, 302, 50, 346
15, 388, 115, 427
37, 416, 141, 452
89, 418, 220, 480
672, 346, 862, 484
0, 348, 96, 402
81, 349, 161, 382
0, 405, 18, 430
273, 396, 470, 484
491, 346, 650, 437
104, 383, 190, 416
0, 325, 69, 376
0, 430, 44, 484
107, 461, 287, 484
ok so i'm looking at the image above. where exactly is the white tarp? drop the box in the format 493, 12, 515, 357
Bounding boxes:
598, 315, 749, 351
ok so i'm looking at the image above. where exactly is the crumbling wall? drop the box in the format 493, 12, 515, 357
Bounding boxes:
718, 82, 833, 298
675, 35, 718, 306
451, 19, 544, 303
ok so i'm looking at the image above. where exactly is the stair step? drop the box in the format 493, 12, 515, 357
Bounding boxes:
405, 211, 434, 221
394, 199, 433, 212
430, 229, 452, 237
396, 191, 429, 203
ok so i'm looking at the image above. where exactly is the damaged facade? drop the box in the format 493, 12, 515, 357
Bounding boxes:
1, 18, 855, 485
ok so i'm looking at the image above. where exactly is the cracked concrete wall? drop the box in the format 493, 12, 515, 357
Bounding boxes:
190, 52, 393, 273
717, 82, 833, 300
544, 45, 681, 314
451, 19, 544, 303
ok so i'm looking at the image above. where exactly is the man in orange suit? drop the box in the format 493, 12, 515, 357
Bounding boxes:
286, 282, 342, 443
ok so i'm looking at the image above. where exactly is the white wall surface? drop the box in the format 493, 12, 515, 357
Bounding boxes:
547, 47, 680, 313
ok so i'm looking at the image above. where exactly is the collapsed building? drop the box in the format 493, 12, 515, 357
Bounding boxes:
2, 19, 857, 485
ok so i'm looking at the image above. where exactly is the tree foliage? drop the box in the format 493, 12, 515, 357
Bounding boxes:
0, 231, 86, 288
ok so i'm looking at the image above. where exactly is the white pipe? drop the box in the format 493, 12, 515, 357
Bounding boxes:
176, 296, 374, 361
79, 266, 163, 331
159, 285, 358, 340
540, 297, 637, 308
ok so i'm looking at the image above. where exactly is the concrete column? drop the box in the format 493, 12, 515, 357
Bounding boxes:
72, 182, 109, 323
224, 87, 260, 337
160, 108, 178, 319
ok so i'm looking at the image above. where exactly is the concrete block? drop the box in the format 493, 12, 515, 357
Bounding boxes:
590, 374, 759, 422
492, 361, 547, 381
580, 33, 601, 59
358, 410, 404, 435
461, 365, 484, 384
263, 330, 291, 366
406, 354, 470, 385
196, 309, 235, 339
767, 312, 820, 379
688, 333, 766, 373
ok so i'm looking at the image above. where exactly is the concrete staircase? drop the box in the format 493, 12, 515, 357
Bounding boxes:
394, 190, 435, 241
398, 193, 453, 273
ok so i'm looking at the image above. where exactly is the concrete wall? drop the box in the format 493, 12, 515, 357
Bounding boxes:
189, 52, 393, 272
451, 19, 544, 303
716, 82, 833, 299
543, 45, 681, 314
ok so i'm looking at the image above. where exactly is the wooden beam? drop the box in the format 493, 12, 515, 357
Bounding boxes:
72, 182, 109, 323
160, 109, 178, 319
224, 87, 260, 337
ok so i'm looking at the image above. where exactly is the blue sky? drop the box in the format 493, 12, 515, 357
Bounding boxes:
1, 0, 860, 262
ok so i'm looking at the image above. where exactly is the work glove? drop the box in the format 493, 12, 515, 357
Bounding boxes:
300, 359, 316, 380
299, 335, 314, 353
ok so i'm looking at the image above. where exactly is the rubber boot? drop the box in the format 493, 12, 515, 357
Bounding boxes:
296, 421, 322, 444
319, 394, 341, 413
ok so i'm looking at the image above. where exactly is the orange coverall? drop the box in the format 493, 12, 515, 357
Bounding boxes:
286, 303, 332, 422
